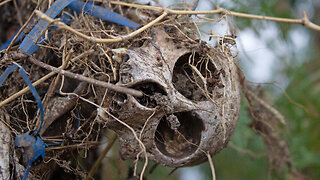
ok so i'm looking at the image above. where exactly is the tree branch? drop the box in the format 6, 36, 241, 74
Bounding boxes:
110, 1, 320, 32
9, 53, 143, 97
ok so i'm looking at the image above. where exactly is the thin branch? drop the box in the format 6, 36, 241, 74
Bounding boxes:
35, 10, 168, 43
246, 80, 310, 114
0, 70, 56, 108
110, 1, 320, 31
78, 96, 148, 180
110, 0, 163, 12
207, 153, 216, 180
5, 1, 42, 53
245, 89, 286, 125
13, 0, 23, 26
20, 53, 143, 97
0, 50, 95, 108
301, 11, 320, 31
0, 0, 12, 7
98, 107, 148, 180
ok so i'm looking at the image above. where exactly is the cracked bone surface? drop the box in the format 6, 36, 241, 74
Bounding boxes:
98, 27, 241, 167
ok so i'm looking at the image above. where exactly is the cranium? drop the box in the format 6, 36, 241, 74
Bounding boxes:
98, 27, 241, 167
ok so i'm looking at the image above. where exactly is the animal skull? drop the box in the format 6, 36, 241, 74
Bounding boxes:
98, 27, 241, 167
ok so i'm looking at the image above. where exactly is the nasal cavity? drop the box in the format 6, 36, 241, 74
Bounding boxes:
130, 81, 167, 108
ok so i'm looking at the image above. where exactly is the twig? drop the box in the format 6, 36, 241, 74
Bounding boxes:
0, 70, 56, 108
224, 9, 320, 31
110, 1, 320, 31
85, 133, 117, 180
5, 1, 42, 53
245, 88, 286, 125
22, 53, 143, 97
228, 142, 266, 158
35, 10, 168, 43
71, 95, 148, 180
0, 50, 94, 108
207, 152, 216, 180
36, 49, 73, 129
13, 0, 23, 26
45, 141, 100, 150
99, 108, 148, 180
135, 110, 156, 177
110, 1, 163, 12
247, 80, 310, 114
33, 1, 319, 53
0, 0, 11, 7
99, 47, 117, 81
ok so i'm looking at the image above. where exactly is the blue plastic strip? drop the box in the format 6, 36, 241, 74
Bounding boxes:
19, 0, 75, 54
19, 67, 44, 133
22, 161, 32, 180
0, 65, 19, 86
45, 141, 63, 146
31, 135, 46, 162
15, 131, 37, 147
191, 0, 199, 11
16, 132, 46, 180
15, 131, 46, 164
69, 1, 140, 29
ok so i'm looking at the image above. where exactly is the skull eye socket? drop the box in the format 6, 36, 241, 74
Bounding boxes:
130, 81, 167, 108
172, 52, 219, 101
155, 111, 204, 158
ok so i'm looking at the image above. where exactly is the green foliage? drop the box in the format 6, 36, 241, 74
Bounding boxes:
275, 57, 320, 178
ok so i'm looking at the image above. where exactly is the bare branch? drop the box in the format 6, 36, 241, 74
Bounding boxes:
35, 10, 168, 43
110, 1, 320, 32
9, 53, 143, 97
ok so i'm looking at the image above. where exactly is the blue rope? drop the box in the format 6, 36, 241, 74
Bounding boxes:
22, 161, 32, 180
69, 1, 140, 29
19, 0, 76, 54
0, 64, 44, 133
1, 64, 47, 180
1, 1, 140, 53
1, 1, 141, 179
45, 142, 63, 146
191, 0, 200, 11
0, 64, 18, 86
18, 67, 44, 134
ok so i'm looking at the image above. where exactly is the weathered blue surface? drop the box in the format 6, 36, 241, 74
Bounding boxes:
69, 1, 140, 28
2, 0, 140, 53
15, 131, 46, 180
0, 64, 18, 86
19, 0, 75, 54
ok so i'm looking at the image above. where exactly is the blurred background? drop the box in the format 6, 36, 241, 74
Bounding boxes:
1, 0, 319, 179
130, 0, 320, 179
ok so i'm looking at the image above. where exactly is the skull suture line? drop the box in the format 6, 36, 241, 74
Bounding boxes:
98, 27, 241, 167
